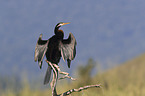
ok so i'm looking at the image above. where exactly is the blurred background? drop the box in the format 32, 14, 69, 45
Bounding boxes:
1, 0, 145, 96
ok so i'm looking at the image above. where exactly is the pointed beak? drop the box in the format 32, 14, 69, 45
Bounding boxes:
62, 22, 70, 26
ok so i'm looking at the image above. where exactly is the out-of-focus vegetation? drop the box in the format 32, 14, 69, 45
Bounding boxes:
1, 53, 145, 96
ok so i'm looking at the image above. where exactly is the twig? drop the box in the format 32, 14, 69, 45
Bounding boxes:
59, 75, 76, 80
59, 84, 101, 96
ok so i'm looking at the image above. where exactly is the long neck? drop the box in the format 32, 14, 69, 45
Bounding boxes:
54, 26, 64, 40
54, 26, 60, 34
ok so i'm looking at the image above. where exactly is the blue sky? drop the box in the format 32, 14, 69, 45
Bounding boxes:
1, 0, 145, 77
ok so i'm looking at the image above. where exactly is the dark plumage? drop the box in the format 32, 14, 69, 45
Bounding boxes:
34, 22, 76, 84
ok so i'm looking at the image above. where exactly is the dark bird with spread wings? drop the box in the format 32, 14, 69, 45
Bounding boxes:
34, 22, 77, 85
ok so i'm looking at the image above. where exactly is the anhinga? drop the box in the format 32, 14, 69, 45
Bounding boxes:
34, 22, 77, 84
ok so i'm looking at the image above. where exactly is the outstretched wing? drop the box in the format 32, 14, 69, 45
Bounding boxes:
59, 32, 77, 68
34, 34, 49, 69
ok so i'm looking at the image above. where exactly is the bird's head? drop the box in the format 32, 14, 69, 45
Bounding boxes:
54, 22, 70, 37
55, 22, 70, 28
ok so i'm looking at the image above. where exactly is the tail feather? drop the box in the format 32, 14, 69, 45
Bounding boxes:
44, 65, 52, 85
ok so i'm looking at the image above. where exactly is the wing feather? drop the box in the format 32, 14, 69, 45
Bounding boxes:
59, 32, 76, 68
34, 34, 49, 68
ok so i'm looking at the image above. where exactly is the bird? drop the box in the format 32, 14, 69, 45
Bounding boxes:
34, 22, 77, 85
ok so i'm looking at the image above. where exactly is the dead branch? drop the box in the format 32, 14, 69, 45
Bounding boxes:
45, 60, 101, 96
53, 64, 76, 80
45, 60, 58, 96
59, 84, 101, 96
58, 75, 76, 80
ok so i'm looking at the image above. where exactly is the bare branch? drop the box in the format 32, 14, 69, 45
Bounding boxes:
45, 60, 58, 96
59, 75, 76, 81
59, 84, 101, 96
45, 60, 101, 96
53, 64, 76, 80
53, 64, 69, 75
